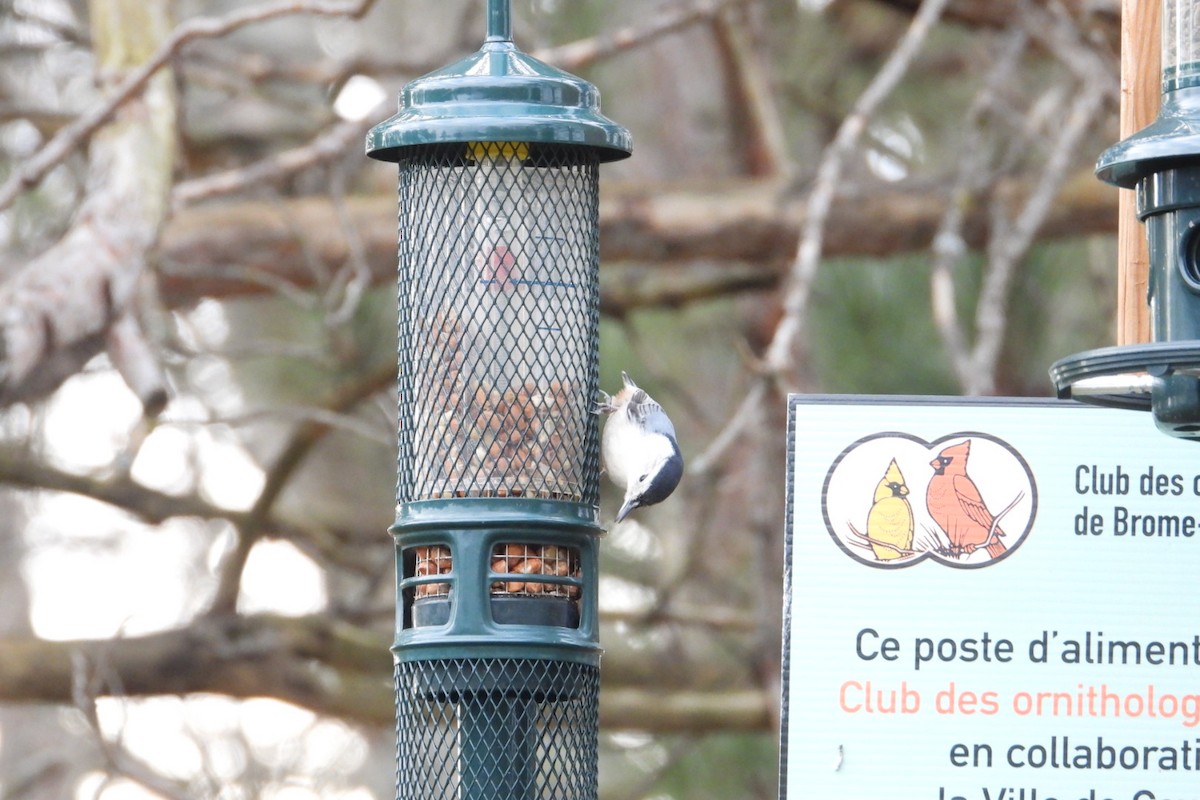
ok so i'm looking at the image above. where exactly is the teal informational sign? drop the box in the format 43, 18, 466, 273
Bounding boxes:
782, 396, 1200, 800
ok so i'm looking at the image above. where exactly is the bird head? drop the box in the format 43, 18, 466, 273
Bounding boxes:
930, 440, 970, 475
873, 458, 910, 502
616, 443, 684, 523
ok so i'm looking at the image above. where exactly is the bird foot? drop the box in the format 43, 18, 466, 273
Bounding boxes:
930, 544, 966, 559
593, 390, 615, 415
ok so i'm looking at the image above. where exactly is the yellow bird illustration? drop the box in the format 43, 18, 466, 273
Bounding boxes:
866, 458, 914, 560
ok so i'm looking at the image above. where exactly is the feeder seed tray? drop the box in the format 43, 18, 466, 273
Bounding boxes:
412, 543, 581, 601
490, 543, 580, 599
413, 545, 452, 598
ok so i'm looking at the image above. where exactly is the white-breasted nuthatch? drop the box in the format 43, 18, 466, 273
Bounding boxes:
595, 372, 683, 523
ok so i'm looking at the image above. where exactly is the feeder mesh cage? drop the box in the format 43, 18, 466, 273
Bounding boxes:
395, 658, 600, 800
395, 143, 602, 505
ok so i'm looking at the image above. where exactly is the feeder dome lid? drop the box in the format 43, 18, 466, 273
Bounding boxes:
366, 40, 632, 163
1096, 87, 1200, 188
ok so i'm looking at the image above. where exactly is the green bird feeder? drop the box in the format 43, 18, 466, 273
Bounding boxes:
1051, 0, 1200, 440
366, 2, 630, 798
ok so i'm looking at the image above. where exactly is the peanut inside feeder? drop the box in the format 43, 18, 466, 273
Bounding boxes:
412, 545, 452, 598
490, 543, 581, 598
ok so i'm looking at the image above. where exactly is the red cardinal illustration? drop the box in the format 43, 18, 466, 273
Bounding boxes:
926, 440, 1007, 559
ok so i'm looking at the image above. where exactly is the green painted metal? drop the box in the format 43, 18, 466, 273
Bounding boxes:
1050, 340, 1200, 411
486, 0, 512, 42
1138, 164, 1200, 438
366, 12, 631, 163
1096, 86, 1200, 188
395, 496, 599, 531
1098, 0, 1200, 187
395, 657, 598, 800
1056, 4, 1200, 441
1058, 161, 1200, 439
391, 499, 602, 665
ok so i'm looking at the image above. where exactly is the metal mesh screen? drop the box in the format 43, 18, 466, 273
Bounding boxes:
489, 543, 580, 600
402, 542, 585, 629
396, 144, 602, 504
395, 658, 599, 800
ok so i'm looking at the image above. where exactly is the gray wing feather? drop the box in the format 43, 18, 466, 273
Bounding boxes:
625, 395, 676, 437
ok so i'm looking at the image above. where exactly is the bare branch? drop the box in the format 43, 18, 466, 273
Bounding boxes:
72, 652, 191, 800
872, 0, 1119, 44
0, 1, 176, 411
205, 357, 396, 616
600, 687, 771, 733
764, 0, 951, 376
0, 613, 774, 733
968, 79, 1107, 393
536, 0, 747, 71
696, 0, 951, 473
960, 3, 1112, 393
711, 4, 793, 177
0, 0, 378, 211
0, 441, 382, 574
0, 448, 225, 523
0, 614, 392, 724
172, 113, 379, 209
156, 174, 1119, 308
106, 313, 168, 416
930, 28, 1029, 387
600, 262, 778, 316
170, 1, 740, 212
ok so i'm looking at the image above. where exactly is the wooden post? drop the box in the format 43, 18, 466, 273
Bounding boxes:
1117, 0, 1161, 345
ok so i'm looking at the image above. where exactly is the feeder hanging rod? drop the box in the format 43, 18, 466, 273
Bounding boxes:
487, 0, 512, 42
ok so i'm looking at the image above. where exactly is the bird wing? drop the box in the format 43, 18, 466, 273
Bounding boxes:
952, 475, 999, 531
625, 394, 677, 437
867, 498, 913, 541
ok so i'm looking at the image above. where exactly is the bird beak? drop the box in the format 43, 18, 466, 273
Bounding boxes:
615, 497, 638, 523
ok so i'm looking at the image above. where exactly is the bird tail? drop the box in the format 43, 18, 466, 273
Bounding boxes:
986, 537, 1007, 559
983, 491, 1024, 560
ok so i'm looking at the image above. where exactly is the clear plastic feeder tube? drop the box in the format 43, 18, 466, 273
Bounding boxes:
1164, 0, 1200, 89
461, 143, 596, 500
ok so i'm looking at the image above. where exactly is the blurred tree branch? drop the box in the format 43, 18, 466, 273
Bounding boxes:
0, 443, 380, 575
0, 614, 391, 723
0, 613, 774, 733
932, 1, 1114, 393
711, 5, 792, 178
872, 0, 1120, 40
0, 0, 176, 414
693, 0, 950, 475
0, 0, 377, 212
537, 0, 749, 70
157, 172, 1117, 312
206, 356, 397, 615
